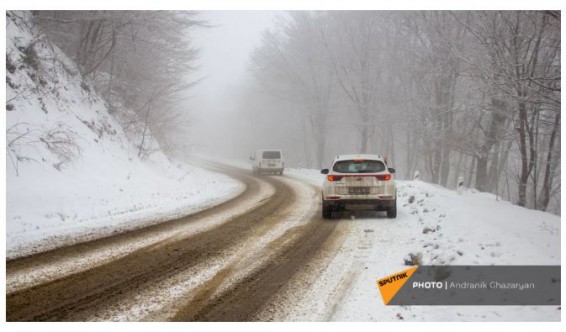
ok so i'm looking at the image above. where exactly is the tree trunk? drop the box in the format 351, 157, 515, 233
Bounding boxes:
359, 112, 369, 153
466, 155, 476, 188
440, 148, 451, 187
431, 142, 441, 184
517, 99, 529, 207
475, 155, 489, 192
476, 98, 506, 191
452, 152, 464, 188
539, 109, 560, 210
315, 116, 326, 169
388, 124, 395, 167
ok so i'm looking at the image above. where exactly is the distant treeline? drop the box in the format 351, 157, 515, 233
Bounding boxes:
246, 11, 560, 212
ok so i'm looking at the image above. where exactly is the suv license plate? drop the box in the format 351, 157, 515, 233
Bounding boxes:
348, 187, 370, 195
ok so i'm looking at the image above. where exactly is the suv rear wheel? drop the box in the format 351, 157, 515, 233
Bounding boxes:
387, 199, 397, 218
322, 201, 333, 219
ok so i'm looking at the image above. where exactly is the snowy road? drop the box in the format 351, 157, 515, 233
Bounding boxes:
6, 161, 560, 321
6, 160, 340, 321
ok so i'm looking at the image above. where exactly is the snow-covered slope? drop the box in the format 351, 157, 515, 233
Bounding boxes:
5, 12, 242, 259
284, 168, 560, 321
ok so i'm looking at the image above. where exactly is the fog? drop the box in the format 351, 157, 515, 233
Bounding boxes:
188, 11, 279, 160
32, 10, 559, 213
186, 11, 560, 213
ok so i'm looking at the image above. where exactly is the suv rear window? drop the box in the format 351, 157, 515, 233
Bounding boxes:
333, 160, 385, 173
262, 151, 281, 159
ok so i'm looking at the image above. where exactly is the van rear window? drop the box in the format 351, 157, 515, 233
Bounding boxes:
333, 160, 385, 173
262, 151, 281, 159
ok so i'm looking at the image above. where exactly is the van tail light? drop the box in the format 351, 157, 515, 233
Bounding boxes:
327, 175, 343, 181
376, 174, 391, 181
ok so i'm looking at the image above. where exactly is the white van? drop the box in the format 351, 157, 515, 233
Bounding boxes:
250, 149, 284, 176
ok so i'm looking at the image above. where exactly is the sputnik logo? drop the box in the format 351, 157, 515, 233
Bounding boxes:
376, 266, 418, 305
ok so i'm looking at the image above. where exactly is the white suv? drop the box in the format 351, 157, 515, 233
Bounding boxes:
250, 149, 284, 175
321, 154, 397, 219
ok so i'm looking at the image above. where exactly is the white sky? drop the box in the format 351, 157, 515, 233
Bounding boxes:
191, 11, 279, 99
185, 10, 280, 151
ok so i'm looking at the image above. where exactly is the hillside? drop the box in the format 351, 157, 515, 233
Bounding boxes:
5, 11, 242, 259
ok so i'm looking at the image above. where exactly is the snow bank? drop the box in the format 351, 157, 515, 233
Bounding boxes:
288, 167, 560, 266
6, 12, 242, 259
286, 168, 560, 321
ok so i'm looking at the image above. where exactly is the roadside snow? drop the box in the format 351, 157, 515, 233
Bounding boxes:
281, 168, 560, 321
7, 156, 243, 259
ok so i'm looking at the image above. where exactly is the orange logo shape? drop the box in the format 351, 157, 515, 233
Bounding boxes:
376, 266, 418, 305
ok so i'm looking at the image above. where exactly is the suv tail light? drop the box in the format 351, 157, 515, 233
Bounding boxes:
376, 174, 391, 181
327, 175, 343, 181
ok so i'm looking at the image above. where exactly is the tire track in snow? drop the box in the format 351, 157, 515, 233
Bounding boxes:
7, 161, 339, 322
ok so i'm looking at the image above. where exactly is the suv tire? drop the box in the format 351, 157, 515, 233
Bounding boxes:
387, 199, 397, 219
322, 201, 333, 219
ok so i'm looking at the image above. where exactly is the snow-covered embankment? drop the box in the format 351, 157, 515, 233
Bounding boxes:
6, 12, 242, 259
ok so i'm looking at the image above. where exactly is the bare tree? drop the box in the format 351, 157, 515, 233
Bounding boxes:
251, 12, 335, 168
246, 10, 560, 212
462, 11, 561, 207
33, 11, 206, 156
